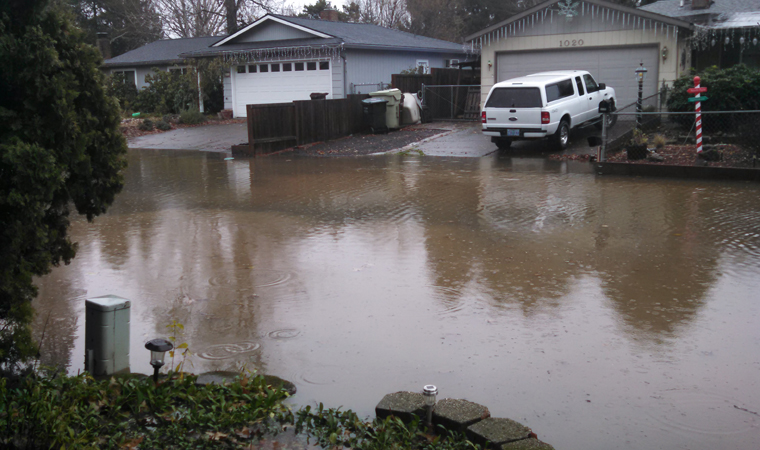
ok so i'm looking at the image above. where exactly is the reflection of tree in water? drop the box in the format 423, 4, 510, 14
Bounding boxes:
33, 278, 86, 371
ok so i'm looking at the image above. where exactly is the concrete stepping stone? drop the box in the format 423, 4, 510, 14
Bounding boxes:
501, 438, 555, 450
433, 398, 490, 433
195, 371, 297, 395
466, 417, 532, 448
375, 391, 427, 422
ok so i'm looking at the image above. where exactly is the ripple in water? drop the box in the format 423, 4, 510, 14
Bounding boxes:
197, 341, 261, 360
208, 270, 294, 288
647, 389, 758, 436
267, 329, 301, 340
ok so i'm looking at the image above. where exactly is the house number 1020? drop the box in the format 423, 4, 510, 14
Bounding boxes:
559, 39, 584, 47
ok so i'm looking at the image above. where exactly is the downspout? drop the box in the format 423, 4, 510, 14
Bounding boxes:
341, 45, 347, 98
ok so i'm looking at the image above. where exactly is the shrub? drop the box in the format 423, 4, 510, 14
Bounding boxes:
138, 118, 154, 131
135, 69, 198, 115
179, 109, 207, 125
666, 65, 760, 128
105, 72, 138, 113
155, 119, 171, 131
653, 134, 667, 149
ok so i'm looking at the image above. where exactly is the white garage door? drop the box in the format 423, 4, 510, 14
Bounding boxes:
496, 46, 659, 109
233, 60, 333, 117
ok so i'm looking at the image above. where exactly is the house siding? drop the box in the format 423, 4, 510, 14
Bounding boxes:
235, 20, 315, 42
345, 49, 467, 94
476, 6, 690, 105
224, 73, 233, 110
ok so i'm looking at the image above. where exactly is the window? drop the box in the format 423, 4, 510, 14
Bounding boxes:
112, 70, 136, 86
248, 65, 257, 73
307, 62, 317, 70
271, 63, 280, 72
169, 67, 188, 75
485, 87, 542, 108
416, 60, 430, 74
575, 76, 585, 95
445, 59, 459, 68
259, 64, 269, 72
283, 63, 292, 72
319, 61, 329, 70
295, 62, 304, 71
545, 79, 574, 103
237, 65, 246, 74
583, 74, 599, 93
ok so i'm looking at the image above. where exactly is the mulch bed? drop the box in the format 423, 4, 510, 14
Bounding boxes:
121, 117, 246, 139
286, 126, 448, 157
604, 143, 756, 168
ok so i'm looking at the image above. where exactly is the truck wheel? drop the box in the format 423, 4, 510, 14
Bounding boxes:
552, 119, 570, 151
494, 138, 512, 150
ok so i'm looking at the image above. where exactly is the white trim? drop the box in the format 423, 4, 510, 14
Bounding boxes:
213, 15, 332, 47
230, 67, 238, 117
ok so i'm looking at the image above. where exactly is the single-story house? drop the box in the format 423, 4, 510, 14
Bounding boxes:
101, 36, 222, 90
102, 11, 474, 117
639, 0, 760, 70
466, 0, 696, 109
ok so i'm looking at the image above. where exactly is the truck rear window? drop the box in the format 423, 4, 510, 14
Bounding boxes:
485, 87, 542, 108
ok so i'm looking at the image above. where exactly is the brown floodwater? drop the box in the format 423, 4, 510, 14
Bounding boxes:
33, 149, 760, 449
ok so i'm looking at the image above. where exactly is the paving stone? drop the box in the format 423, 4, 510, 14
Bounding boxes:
375, 391, 427, 422
433, 398, 490, 433
501, 438, 555, 450
195, 371, 296, 395
466, 417, 532, 448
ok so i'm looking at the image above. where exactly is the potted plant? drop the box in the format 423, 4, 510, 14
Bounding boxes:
627, 128, 649, 160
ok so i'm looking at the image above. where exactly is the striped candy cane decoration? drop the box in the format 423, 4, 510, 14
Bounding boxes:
694, 76, 703, 154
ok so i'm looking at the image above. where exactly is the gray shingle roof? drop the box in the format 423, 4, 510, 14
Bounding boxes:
102, 36, 222, 67
639, 0, 760, 19
267, 15, 467, 52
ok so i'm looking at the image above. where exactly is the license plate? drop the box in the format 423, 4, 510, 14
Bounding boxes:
506, 129, 520, 137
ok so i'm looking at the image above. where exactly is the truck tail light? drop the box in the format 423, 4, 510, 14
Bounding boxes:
481, 111, 487, 123
541, 112, 550, 124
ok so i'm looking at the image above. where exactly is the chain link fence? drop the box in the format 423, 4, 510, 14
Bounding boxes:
601, 90, 760, 167
421, 85, 481, 121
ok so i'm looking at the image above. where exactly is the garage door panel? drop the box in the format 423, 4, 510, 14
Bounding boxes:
496, 47, 658, 109
234, 63, 332, 117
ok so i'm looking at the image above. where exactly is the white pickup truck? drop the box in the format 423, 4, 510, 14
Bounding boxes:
481, 70, 616, 150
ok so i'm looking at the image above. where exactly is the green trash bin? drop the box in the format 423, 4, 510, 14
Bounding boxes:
362, 98, 388, 134
369, 88, 403, 129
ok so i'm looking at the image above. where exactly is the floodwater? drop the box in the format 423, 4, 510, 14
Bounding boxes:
33, 149, 760, 450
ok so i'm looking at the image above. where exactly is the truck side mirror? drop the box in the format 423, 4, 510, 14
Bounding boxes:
598, 83, 606, 90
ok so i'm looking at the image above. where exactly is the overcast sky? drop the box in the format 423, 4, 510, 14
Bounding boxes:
283, 0, 347, 14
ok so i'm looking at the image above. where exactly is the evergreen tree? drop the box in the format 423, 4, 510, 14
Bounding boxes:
0, 0, 127, 370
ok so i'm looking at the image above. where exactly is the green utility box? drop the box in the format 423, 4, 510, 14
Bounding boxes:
85, 295, 131, 376
369, 88, 403, 129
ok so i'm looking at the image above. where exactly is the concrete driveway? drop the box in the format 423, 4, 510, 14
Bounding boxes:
128, 122, 247, 152
411, 120, 626, 157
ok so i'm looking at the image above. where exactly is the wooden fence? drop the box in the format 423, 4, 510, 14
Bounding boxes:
243, 94, 369, 155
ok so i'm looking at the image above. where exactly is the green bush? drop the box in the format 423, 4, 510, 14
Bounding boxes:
179, 109, 207, 125
138, 118, 154, 131
135, 69, 198, 115
105, 72, 138, 113
667, 65, 760, 128
0, 372, 291, 448
155, 119, 171, 131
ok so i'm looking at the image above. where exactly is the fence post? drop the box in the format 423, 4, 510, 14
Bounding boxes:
601, 112, 607, 162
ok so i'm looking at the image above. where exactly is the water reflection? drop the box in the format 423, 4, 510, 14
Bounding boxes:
32, 150, 760, 450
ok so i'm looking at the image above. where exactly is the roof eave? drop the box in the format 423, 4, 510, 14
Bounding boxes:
465, 0, 694, 41
344, 43, 470, 54
212, 14, 334, 47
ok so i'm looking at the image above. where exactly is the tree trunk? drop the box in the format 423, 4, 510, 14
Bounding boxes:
225, 0, 237, 34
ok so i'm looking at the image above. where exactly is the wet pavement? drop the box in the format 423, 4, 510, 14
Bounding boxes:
127, 120, 620, 158
33, 149, 760, 450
